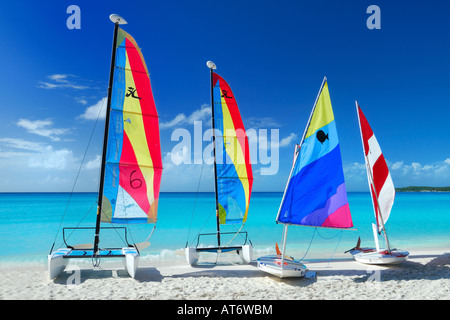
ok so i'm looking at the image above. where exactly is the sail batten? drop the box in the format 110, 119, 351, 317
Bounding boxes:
276, 78, 352, 229
101, 27, 162, 224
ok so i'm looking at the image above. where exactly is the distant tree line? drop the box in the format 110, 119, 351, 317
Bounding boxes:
395, 186, 450, 192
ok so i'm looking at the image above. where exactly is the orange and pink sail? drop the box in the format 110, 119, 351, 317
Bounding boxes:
101, 28, 163, 224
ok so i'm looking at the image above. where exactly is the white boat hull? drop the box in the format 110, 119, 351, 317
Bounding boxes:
349, 248, 409, 265
48, 248, 72, 280
257, 255, 307, 278
185, 244, 253, 266
185, 247, 199, 266
47, 247, 140, 279
122, 247, 139, 278
237, 244, 253, 264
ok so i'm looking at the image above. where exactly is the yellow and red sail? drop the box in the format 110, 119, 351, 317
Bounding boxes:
101, 28, 162, 224
212, 73, 253, 224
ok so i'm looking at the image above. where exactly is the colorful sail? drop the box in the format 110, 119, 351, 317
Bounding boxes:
212, 73, 253, 225
101, 27, 163, 224
356, 102, 395, 232
276, 78, 352, 229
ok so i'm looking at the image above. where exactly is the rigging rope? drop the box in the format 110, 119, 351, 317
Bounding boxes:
298, 228, 316, 261
297, 228, 344, 266
326, 230, 343, 267
185, 158, 206, 247
63, 202, 97, 244
49, 96, 107, 254
223, 223, 245, 247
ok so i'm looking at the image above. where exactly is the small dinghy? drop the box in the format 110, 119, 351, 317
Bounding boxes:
346, 236, 409, 265
257, 78, 354, 278
257, 244, 307, 278
346, 103, 409, 265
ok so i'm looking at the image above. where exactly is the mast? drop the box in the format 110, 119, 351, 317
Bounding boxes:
355, 101, 391, 253
280, 224, 289, 271
364, 156, 392, 253
207, 61, 221, 248
93, 15, 126, 254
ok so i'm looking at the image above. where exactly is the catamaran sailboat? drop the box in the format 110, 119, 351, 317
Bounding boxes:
346, 102, 409, 265
257, 77, 354, 278
48, 14, 163, 279
185, 61, 253, 266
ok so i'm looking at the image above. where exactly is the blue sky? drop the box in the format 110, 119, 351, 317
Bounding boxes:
0, 1, 449, 192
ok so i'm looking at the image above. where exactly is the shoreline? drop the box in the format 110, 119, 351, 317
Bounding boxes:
0, 247, 448, 300
2, 243, 448, 269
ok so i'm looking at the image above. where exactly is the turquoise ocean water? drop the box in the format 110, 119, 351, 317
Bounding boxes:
0, 192, 449, 265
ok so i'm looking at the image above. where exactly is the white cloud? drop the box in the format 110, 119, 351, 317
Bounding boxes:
391, 161, 403, 170
79, 97, 107, 120
160, 104, 211, 129
160, 114, 187, 129
344, 159, 450, 190
343, 162, 367, 186
38, 82, 60, 89
28, 147, 73, 170
390, 159, 450, 178
160, 150, 214, 192
279, 133, 297, 148
38, 74, 89, 90
0, 138, 44, 152
16, 119, 70, 141
75, 96, 88, 105
187, 105, 212, 123
0, 138, 75, 170
159, 106, 282, 132
84, 155, 101, 170
344, 162, 366, 173
49, 74, 70, 82
346, 159, 450, 179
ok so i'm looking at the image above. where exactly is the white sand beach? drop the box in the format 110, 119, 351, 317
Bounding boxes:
0, 249, 448, 301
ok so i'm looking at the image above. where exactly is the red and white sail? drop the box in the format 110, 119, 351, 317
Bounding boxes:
356, 102, 395, 232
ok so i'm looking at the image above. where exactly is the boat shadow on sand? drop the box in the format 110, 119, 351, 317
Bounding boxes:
349, 252, 450, 283
277, 253, 450, 284
51, 253, 449, 285
168, 262, 266, 279
52, 266, 164, 285
172, 261, 319, 287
